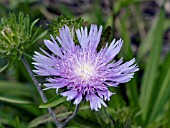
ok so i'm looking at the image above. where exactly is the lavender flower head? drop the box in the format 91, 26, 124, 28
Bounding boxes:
33, 25, 139, 111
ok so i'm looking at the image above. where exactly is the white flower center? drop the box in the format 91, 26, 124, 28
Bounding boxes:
75, 63, 95, 81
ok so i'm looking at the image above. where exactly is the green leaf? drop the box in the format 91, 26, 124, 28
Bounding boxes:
114, 0, 141, 15
0, 81, 35, 97
124, 115, 131, 128
139, 8, 165, 125
57, 4, 75, 17
95, 108, 111, 128
68, 116, 101, 128
116, 7, 139, 108
25, 15, 30, 38
0, 95, 32, 104
148, 52, 170, 123
32, 30, 47, 43
93, 1, 105, 26
39, 96, 66, 108
30, 19, 39, 35
14, 117, 21, 128
137, 8, 168, 61
28, 106, 89, 128
26, 30, 47, 49
116, 7, 133, 59
28, 111, 71, 128
0, 60, 10, 72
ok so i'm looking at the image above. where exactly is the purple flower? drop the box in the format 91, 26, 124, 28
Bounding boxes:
32, 25, 139, 111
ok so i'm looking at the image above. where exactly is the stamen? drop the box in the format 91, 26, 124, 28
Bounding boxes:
75, 62, 95, 81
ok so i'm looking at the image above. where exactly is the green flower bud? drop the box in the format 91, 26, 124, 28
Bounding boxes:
0, 12, 47, 59
48, 16, 84, 37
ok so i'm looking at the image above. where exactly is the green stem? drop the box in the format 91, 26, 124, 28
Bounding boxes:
21, 55, 61, 128
60, 104, 80, 128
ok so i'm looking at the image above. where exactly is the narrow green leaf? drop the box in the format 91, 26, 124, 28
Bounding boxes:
26, 30, 47, 48
114, 0, 141, 15
126, 78, 139, 108
58, 4, 75, 17
137, 8, 169, 61
30, 19, 39, 35
39, 96, 66, 108
95, 108, 111, 128
32, 30, 47, 43
26, 15, 30, 37
124, 115, 131, 128
0, 95, 32, 104
28, 106, 89, 128
1, 31, 13, 45
18, 12, 24, 23
0, 81, 35, 97
117, 8, 133, 58
162, 102, 170, 127
0, 60, 9, 72
28, 111, 71, 128
14, 117, 21, 128
116, 8, 138, 107
148, 53, 170, 123
93, 1, 105, 26
139, 8, 165, 124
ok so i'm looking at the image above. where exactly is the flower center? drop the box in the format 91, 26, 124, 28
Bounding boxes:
75, 63, 95, 81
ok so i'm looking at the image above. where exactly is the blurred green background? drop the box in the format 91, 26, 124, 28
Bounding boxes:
0, 0, 170, 128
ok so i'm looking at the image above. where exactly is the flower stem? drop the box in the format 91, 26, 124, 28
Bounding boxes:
60, 104, 80, 128
21, 55, 61, 128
